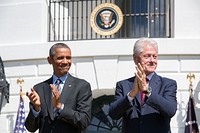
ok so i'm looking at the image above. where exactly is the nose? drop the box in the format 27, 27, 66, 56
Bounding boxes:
149, 55, 155, 62
62, 58, 70, 63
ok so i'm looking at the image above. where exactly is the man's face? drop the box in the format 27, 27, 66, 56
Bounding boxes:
48, 47, 72, 77
134, 44, 158, 75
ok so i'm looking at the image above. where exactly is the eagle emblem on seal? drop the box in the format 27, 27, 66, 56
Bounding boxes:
100, 10, 115, 28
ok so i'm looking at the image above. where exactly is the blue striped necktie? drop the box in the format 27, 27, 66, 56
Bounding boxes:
54, 78, 62, 117
55, 79, 62, 92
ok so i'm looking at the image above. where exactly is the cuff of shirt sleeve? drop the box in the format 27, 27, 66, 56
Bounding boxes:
146, 92, 151, 97
31, 105, 41, 117
127, 92, 134, 101
58, 103, 64, 113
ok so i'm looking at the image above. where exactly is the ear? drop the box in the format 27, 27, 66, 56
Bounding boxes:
47, 56, 52, 64
133, 54, 138, 64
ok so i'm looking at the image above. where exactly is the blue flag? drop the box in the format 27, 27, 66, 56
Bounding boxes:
14, 91, 26, 133
184, 97, 199, 133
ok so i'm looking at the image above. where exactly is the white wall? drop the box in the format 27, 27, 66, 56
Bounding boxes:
0, 0, 47, 45
175, 0, 200, 38
0, 0, 200, 133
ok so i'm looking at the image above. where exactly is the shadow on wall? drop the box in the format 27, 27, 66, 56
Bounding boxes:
7, 114, 15, 132
177, 100, 185, 133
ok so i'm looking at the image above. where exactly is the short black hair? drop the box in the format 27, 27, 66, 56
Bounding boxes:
49, 43, 71, 57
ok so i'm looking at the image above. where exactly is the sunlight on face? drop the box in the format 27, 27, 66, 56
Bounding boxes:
137, 44, 158, 75
50, 47, 72, 77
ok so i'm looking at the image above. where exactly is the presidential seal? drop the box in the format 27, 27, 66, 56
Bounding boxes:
90, 3, 123, 36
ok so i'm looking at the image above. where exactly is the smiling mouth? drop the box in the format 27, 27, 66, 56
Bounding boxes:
147, 63, 157, 66
60, 64, 71, 69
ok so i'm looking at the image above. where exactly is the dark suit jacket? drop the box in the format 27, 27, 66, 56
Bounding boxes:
109, 73, 177, 133
25, 74, 92, 133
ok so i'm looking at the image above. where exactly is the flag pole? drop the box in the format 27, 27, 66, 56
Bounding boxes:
187, 73, 195, 98
17, 78, 24, 100
186, 73, 195, 133
14, 78, 26, 133
184, 73, 199, 133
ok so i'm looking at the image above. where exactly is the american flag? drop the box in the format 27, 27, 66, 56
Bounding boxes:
14, 90, 26, 133
184, 96, 199, 133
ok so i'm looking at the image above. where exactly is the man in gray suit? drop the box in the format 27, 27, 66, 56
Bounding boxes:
109, 38, 177, 133
25, 43, 92, 133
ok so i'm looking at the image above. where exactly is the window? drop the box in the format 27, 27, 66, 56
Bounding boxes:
116, 0, 171, 38
85, 95, 122, 133
49, 0, 172, 41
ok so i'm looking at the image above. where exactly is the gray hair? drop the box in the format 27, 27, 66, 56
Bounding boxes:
49, 43, 71, 57
133, 38, 158, 56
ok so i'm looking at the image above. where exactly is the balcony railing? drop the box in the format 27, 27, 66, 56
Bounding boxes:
49, 0, 172, 41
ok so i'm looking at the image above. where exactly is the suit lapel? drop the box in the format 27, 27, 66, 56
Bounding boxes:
43, 77, 54, 120
149, 73, 161, 92
143, 73, 161, 104
60, 74, 74, 103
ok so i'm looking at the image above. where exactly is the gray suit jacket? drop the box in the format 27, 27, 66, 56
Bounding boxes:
109, 73, 177, 133
25, 74, 92, 133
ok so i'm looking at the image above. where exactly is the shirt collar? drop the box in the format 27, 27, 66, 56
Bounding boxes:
53, 73, 69, 84
146, 72, 154, 81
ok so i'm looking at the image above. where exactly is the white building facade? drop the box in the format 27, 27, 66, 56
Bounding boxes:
0, 0, 200, 132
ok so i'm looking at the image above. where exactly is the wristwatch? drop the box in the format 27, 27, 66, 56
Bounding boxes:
143, 85, 152, 96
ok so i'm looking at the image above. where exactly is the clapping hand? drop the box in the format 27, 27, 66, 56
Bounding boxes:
50, 84, 62, 109
135, 63, 148, 92
26, 88, 41, 112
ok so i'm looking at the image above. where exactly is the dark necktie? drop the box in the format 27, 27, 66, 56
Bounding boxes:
54, 79, 62, 117
55, 78, 62, 92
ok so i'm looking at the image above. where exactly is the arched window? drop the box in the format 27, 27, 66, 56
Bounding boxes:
85, 95, 122, 133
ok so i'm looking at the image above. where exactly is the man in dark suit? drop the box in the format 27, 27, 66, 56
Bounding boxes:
109, 38, 177, 133
25, 43, 92, 133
